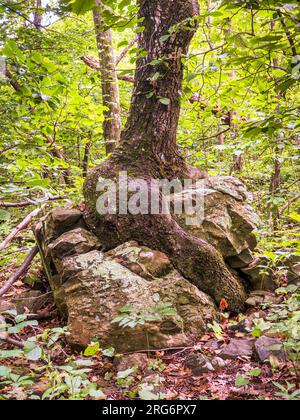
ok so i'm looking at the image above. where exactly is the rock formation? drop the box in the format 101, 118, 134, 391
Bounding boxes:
35, 177, 264, 352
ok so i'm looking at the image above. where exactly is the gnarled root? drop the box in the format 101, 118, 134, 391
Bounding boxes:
84, 162, 247, 313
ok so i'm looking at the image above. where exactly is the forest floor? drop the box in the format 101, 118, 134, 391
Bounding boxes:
0, 271, 299, 401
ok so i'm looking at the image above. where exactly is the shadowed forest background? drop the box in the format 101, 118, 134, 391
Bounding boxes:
0, 0, 299, 401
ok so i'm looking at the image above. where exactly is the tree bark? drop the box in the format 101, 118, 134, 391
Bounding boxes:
84, 0, 247, 313
33, 0, 42, 31
93, 1, 121, 154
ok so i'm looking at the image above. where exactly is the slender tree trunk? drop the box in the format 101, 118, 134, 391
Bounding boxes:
82, 136, 92, 178
84, 0, 247, 313
33, 0, 42, 31
268, 20, 283, 230
93, 1, 121, 154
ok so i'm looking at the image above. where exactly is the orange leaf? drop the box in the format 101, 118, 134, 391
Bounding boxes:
219, 298, 229, 311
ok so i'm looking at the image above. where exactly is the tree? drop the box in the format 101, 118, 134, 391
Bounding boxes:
84, 0, 247, 312
93, 0, 121, 154
33, 0, 42, 31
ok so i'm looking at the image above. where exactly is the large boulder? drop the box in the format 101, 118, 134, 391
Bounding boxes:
172, 177, 258, 260
34, 211, 217, 352
34, 177, 262, 351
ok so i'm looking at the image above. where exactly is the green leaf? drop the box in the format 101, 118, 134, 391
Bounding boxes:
102, 347, 115, 357
8, 320, 38, 334
149, 72, 160, 81
291, 63, 300, 75
288, 212, 300, 223
0, 349, 23, 359
84, 342, 100, 357
0, 366, 11, 377
246, 368, 261, 377
160, 34, 170, 42
26, 345, 42, 361
116, 368, 136, 379
235, 375, 250, 387
139, 384, 159, 400
159, 98, 170, 106
69, 0, 96, 15
89, 388, 106, 399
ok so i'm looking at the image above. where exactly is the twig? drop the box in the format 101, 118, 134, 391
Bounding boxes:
0, 195, 65, 208
0, 246, 39, 297
197, 128, 230, 141
276, 8, 298, 57
80, 56, 135, 83
0, 316, 24, 348
279, 194, 300, 215
0, 205, 46, 253
1, 336, 25, 348
115, 36, 138, 65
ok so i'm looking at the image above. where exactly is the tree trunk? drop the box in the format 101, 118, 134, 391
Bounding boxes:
33, 0, 42, 31
84, 0, 247, 313
93, 1, 121, 154
82, 137, 92, 178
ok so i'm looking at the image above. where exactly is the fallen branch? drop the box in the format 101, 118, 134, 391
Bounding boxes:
0, 205, 46, 253
0, 336, 25, 348
0, 316, 24, 348
280, 194, 300, 215
0, 246, 39, 298
0, 195, 65, 208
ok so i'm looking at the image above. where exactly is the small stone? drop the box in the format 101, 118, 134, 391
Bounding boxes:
173, 176, 259, 259
226, 249, 255, 269
115, 353, 149, 372
211, 357, 226, 369
241, 258, 278, 291
185, 353, 215, 375
138, 250, 172, 278
246, 296, 264, 307
250, 290, 282, 304
220, 338, 255, 360
51, 208, 83, 227
203, 339, 220, 351
11, 290, 52, 314
49, 228, 101, 261
255, 336, 286, 363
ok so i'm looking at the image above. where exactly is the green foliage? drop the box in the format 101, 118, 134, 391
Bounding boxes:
69, 0, 96, 15
235, 368, 261, 387
0, 0, 299, 401
273, 381, 300, 401
112, 302, 178, 329
251, 285, 300, 374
